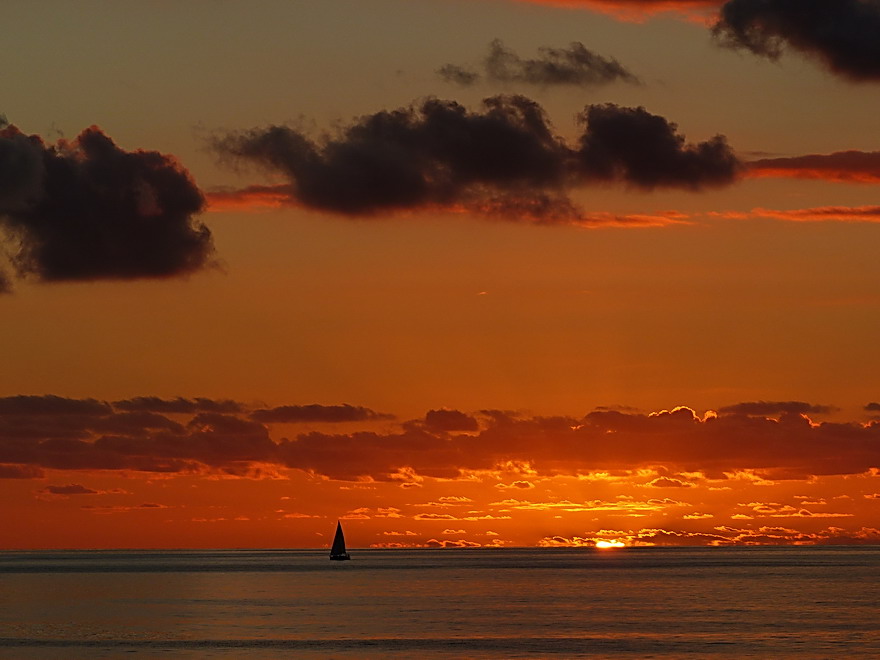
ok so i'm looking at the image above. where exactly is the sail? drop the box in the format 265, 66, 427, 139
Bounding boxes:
329, 520, 350, 560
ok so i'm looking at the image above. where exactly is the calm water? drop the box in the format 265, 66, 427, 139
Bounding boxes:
0, 547, 878, 659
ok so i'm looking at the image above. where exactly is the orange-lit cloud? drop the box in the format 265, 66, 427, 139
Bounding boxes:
513, 0, 721, 22
3, 396, 879, 483
716, 206, 880, 223
747, 150, 880, 184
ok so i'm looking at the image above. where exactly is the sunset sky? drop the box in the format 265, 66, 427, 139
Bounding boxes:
2, 0, 879, 550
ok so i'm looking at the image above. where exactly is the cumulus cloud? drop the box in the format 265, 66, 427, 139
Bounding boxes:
439, 39, 640, 88
211, 96, 741, 223
0, 121, 214, 284
713, 0, 880, 81
250, 404, 392, 424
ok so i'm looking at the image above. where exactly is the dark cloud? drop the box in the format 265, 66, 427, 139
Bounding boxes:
718, 401, 836, 416
4, 396, 875, 483
250, 404, 393, 424
0, 122, 214, 283
213, 96, 741, 222
439, 39, 640, 88
112, 396, 245, 415
0, 463, 44, 479
577, 104, 742, 190
424, 409, 480, 432
40, 484, 98, 495
713, 0, 880, 81
866, 402, 880, 412
0, 395, 111, 416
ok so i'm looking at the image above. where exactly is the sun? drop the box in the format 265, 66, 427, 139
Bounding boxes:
594, 540, 626, 549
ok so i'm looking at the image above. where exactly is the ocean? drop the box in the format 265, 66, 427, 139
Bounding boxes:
0, 546, 877, 658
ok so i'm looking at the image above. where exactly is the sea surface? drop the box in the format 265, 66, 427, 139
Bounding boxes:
0, 546, 878, 659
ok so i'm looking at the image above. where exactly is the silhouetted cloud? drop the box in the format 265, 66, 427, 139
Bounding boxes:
424, 409, 479, 432
713, 0, 880, 81
748, 150, 880, 183
0, 463, 44, 479
250, 404, 393, 423
0, 395, 111, 416
112, 396, 245, 415
719, 401, 836, 416
213, 96, 741, 222
439, 39, 640, 88
577, 104, 742, 189
0, 121, 214, 284
866, 402, 880, 412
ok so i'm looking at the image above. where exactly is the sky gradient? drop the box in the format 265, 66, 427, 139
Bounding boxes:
1, 0, 879, 549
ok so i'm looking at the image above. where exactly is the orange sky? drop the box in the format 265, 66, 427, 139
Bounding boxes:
1, 0, 879, 549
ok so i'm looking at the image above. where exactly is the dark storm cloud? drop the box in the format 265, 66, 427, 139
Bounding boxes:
439, 39, 640, 88
713, 0, 880, 81
577, 104, 742, 189
718, 401, 836, 416
213, 96, 741, 221
112, 396, 245, 415
249, 404, 393, 424
0, 122, 214, 283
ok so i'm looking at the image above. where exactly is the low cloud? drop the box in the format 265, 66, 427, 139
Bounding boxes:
719, 401, 836, 416
0, 121, 214, 286
250, 404, 392, 424
439, 39, 640, 88
514, 1, 721, 21
211, 95, 741, 224
713, 0, 880, 82
748, 150, 880, 183
719, 206, 880, 223
39, 484, 98, 495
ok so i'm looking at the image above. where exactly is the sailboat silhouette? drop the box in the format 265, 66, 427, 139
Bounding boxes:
329, 520, 351, 560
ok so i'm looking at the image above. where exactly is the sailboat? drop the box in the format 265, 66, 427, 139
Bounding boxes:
329, 520, 351, 561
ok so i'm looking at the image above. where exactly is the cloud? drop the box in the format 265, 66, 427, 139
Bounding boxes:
0, 395, 111, 416
424, 409, 479, 432
39, 483, 98, 495
719, 401, 836, 416
647, 476, 693, 487
4, 396, 879, 483
0, 463, 44, 478
719, 206, 880, 223
439, 39, 640, 88
713, 0, 880, 81
0, 121, 214, 284
577, 104, 742, 190
866, 403, 880, 412
212, 96, 741, 223
250, 404, 392, 424
748, 150, 880, 183
514, 1, 722, 21
112, 397, 245, 415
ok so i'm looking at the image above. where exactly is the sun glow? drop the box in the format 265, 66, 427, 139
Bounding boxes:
594, 540, 626, 549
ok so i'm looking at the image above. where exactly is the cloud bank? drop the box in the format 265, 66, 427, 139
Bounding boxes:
2, 396, 877, 483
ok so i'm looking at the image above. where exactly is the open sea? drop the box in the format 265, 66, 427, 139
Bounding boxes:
0, 546, 878, 659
